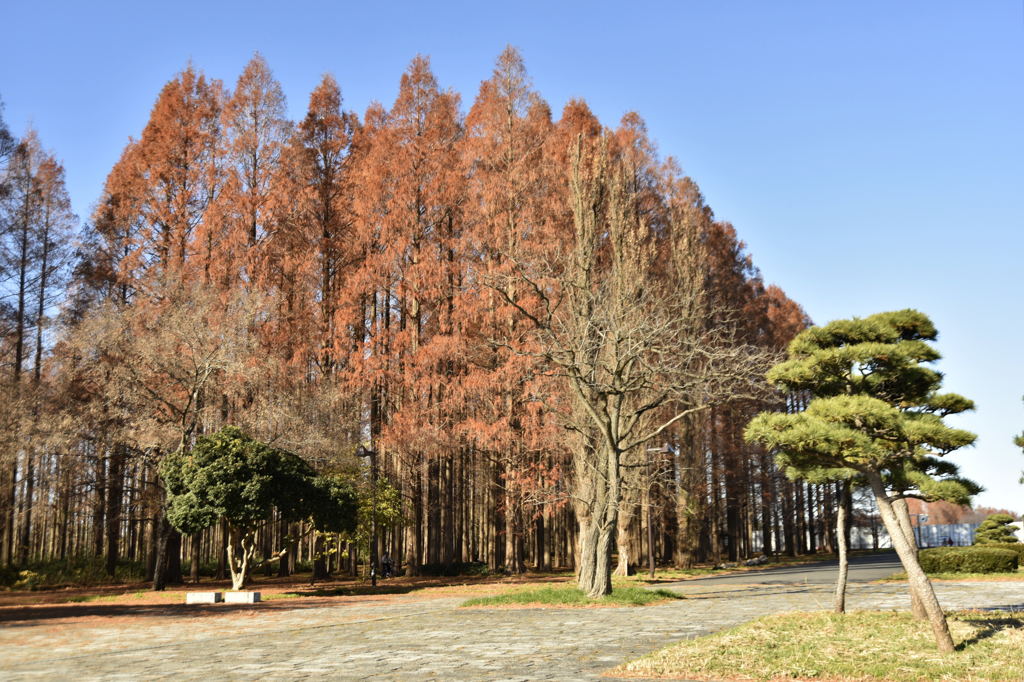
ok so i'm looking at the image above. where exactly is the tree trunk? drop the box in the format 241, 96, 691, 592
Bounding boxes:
276, 515, 289, 577
614, 499, 634, 577
834, 480, 850, 614
576, 511, 615, 598
152, 513, 172, 591
166, 527, 183, 584
226, 524, 258, 591
312, 532, 328, 581
576, 442, 620, 598
190, 533, 201, 583
105, 447, 124, 577
867, 472, 954, 653
893, 496, 927, 619
217, 518, 228, 580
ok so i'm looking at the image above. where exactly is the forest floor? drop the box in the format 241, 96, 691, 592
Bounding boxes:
0, 570, 572, 621
0, 549, 877, 613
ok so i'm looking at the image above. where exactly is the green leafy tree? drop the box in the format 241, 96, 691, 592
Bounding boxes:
973, 513, 1020, 545
161, 426, 355, 589
307, 474, 359, 581
341, 477, 404, 575
745, 310, 975, 653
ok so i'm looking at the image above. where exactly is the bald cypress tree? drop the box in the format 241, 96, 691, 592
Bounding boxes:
746, 309, 975, 653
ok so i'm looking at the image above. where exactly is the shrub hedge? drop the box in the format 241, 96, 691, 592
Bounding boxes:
978, 542, 1024, 561
919, 546, 1018, 574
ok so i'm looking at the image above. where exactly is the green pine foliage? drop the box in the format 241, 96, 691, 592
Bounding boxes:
973, 513, 1021, 545
746, 309, 976, 490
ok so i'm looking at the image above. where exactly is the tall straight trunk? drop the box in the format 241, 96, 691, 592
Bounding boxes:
794, 481, 806, 554
166, 527, 182, 583
275, 514, 288, 577
152, 512, 172, 591
17, 453, 34, 566
3, 462, 15, 565
190, 533, 201, 583
867, 472, 954, 653
806, 482, 817, 553
534, 508, 547, 571
822, 485, 836, 553
93, 454, 106, 556
57, 466, 70, 561
781, 478, 796, 556
489, 462, 505, 571
105, 446, 125, 576
312, 531, 328, 580
760, 453, 773, 555
674, 470, 700, 567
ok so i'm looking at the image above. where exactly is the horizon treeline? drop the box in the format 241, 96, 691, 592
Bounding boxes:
0, 48, 843, 584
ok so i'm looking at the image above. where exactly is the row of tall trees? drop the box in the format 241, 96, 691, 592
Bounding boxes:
1, 50, 823, 591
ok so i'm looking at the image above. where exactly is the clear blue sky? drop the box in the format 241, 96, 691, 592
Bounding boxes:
2, 1, 1022, 511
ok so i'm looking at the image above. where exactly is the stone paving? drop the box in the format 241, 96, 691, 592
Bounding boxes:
2, 580, 1024, 680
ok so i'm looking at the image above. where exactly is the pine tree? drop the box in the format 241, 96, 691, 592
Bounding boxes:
973, 513, 1020, 545
746, 309, 975, 652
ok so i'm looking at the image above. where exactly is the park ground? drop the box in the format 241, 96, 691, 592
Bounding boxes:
2, 552, 1024, 680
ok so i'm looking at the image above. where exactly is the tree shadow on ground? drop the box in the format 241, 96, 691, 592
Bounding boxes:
0, 593, 406, 626
954, 612, 1024, 651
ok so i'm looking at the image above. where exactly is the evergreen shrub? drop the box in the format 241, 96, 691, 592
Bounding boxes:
919, 546, 1018, 574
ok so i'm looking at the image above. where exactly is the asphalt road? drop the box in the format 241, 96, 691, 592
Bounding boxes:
663, 550, 903, 587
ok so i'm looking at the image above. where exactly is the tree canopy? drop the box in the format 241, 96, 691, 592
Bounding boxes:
161, 426, 356, 588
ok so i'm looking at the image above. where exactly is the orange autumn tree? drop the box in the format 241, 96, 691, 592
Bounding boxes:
88, 65, 228, 589
215, 52, 292, 289
346, 56, 467, 573
29, 52, 817, 588
459, 47, 564, 573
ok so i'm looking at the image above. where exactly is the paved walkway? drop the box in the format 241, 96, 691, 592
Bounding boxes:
3, 579, 1024, 680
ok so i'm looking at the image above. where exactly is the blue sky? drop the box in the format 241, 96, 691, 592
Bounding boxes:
2, 1, 1022, 510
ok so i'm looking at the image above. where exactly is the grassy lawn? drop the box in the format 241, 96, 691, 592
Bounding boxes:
613, 610, 1024, 681
461, 585, 681, 608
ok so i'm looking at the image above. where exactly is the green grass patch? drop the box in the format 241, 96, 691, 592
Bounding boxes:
260, 592, 301, 601
614, 610, 1024, 681
461, 585, 681, 607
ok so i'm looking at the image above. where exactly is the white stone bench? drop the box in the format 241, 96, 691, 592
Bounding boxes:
185, 591, 222, 604
224, 591, 261, 603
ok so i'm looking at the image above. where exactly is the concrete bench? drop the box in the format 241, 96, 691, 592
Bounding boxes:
224, 591, 261, 603
185, 592, 222, 604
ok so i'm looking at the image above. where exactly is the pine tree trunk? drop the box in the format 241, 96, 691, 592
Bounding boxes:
867, 472, 954, 653
834, 480, 850, 613
893, 496, 927, 619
